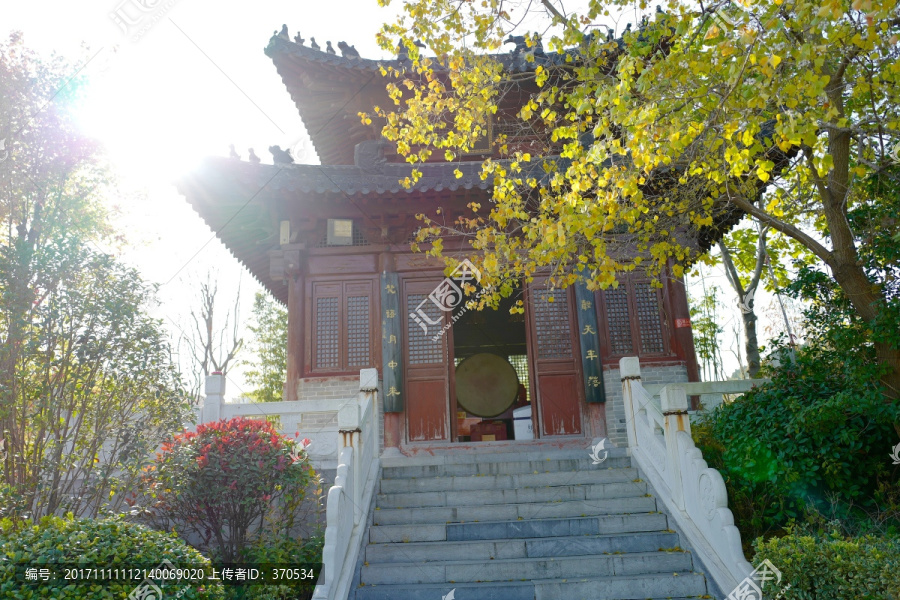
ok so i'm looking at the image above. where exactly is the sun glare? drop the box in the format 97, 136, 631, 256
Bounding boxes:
76, 47, 219, 185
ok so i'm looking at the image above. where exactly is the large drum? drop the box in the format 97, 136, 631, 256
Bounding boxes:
455, 353, 520, 418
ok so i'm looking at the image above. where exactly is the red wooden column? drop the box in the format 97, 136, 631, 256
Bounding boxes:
285, 273, 304, 402
272, 244, 305, 403
666, 267, 701, 408
667, 274, 699, 379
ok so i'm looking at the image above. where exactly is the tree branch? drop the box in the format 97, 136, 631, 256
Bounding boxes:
749, 221, 769, 291
540, 0, 566, 22
718, 240, 745, 297
726, 191, 834, 268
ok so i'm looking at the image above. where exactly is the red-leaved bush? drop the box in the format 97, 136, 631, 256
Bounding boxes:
139, 417, 315, 562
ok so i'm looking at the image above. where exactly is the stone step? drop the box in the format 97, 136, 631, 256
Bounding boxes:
376, 480, 649, 509
365, 531, 680, 563
381, 446, 629, 468
382, 455, 631, 479
359, 550, 695, 585
372, 495, 659, 526
379, 467, 640, 494
369, 512, 669, 544
354, 573, 707, 600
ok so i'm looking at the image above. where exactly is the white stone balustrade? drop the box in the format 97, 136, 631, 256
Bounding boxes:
620, 357, 755, 595
197, 374, 365, 471
312, 368, 380, 600
197, 370, 381, 600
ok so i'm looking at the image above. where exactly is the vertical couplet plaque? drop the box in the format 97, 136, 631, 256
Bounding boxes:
381, 272, 403, 412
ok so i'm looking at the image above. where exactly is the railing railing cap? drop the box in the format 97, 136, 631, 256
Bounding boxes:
338, 403, 361, 428
360, 368, 378, 392
619, 357, 641, 379
660, 384, 689, 413
204, 374, 226, 396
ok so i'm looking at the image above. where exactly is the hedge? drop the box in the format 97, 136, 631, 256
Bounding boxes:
0, 515, 226, 600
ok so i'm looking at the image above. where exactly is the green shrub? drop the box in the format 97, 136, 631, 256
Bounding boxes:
224, 534, 324, 600
0, 515, 225, 599
142, 417, 317, 563
693, 337, 900, 546
754, 527, 900, 600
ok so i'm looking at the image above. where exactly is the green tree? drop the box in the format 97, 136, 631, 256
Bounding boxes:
688, 268, 726, 381
368, 0, 900, 394
243, 292, 288, 403
0, 33, 191, 519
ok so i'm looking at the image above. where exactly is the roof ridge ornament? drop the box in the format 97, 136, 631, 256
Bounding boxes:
338, 41, 360, 59
354, 139, 389, 174
269, 145, 294, 165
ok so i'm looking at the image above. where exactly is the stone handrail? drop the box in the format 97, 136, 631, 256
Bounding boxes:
313, 368, 380, 600
643, 378, 770, 413
620, 357, 754, 594
200, 377, 348, 470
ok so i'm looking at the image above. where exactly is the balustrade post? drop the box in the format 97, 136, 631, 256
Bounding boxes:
338, 399, 361, 525
619, 357, 641, 448
359, 368, 378, 523
660, 384, 689, 511
203, 374, 225, 423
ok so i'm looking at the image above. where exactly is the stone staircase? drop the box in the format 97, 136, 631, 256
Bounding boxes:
350, 446, 712, 600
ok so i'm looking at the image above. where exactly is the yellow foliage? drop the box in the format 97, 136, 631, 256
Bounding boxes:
372, 0, 900, 302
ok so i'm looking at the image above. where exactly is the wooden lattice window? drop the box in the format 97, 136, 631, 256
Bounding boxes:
315, 221, 370, 247
634, 283, 664, 354
314, 296, 339, 369
601, 279, 668, 358
533, 290, 573, 359
406, 294, 444, 364
347, 295, 371, 367
605, 287, 634, 355
310, 280, 375, 373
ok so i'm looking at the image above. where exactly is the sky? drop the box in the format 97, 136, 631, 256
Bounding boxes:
2, 0, 410, 400
1, 0, 795, 397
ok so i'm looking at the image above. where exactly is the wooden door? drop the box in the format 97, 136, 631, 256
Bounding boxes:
526, 282, 584, 436
403, 280, 450, 442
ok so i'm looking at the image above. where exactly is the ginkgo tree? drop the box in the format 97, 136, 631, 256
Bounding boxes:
365, 0, 900, 395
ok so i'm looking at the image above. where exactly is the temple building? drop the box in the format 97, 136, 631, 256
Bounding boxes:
176, 31, 702, 453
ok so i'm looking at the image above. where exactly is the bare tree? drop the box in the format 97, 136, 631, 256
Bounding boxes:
179, 274, 243, 404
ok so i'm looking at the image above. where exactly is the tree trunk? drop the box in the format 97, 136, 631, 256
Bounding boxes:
742, 309, 761, 378
718, 238, 765, 378
831, 260, 900, 397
